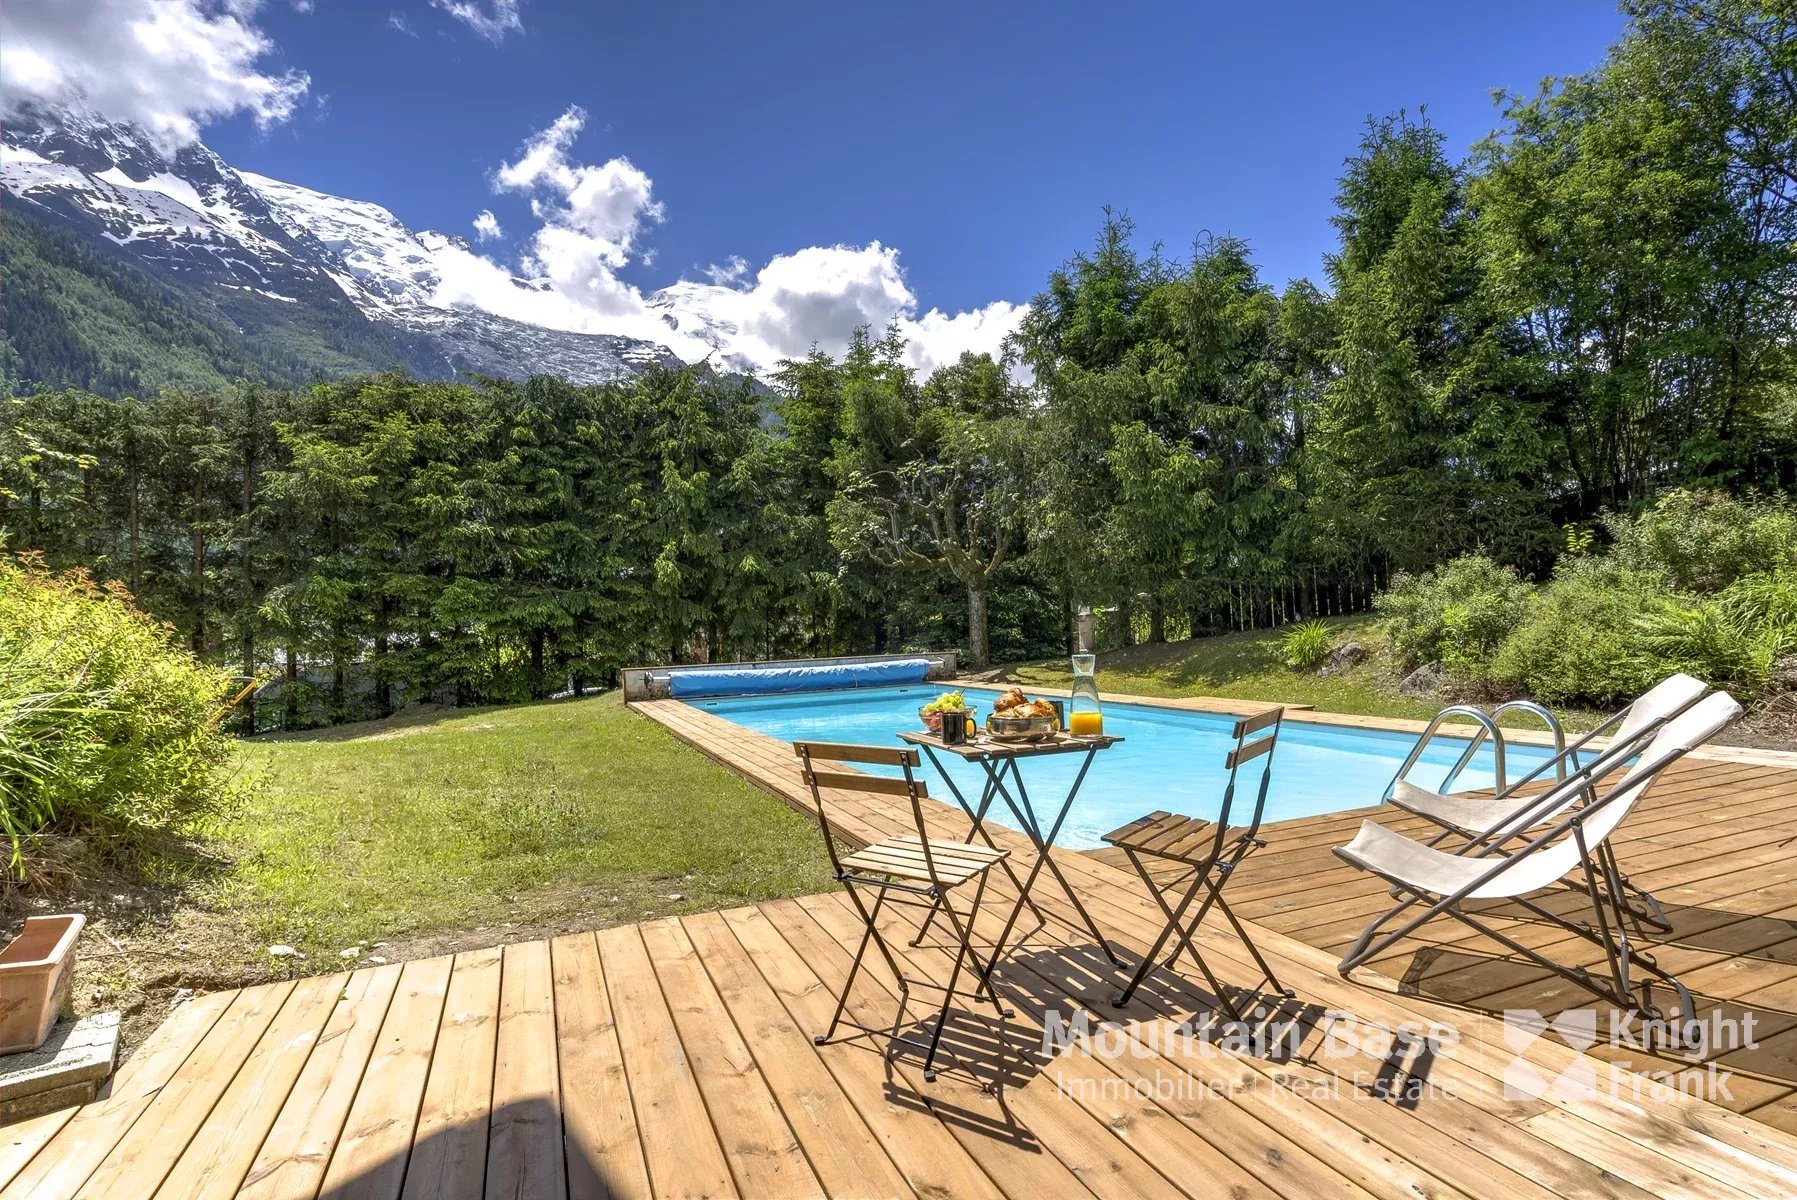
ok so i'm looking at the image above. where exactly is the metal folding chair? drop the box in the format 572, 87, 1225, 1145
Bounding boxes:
1101, 707, 1293, 1017
795, 741, 1013, 1082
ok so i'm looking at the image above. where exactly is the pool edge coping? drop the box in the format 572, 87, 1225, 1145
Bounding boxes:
660, 675, 1797, 771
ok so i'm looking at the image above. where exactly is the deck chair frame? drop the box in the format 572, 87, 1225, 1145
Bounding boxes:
1406, 698, 1702, 936
1338, 729, 1713, 1031
794, 740, 1012, 1083
1394, 680, 1710, 934
1102, 707, 1294, 1018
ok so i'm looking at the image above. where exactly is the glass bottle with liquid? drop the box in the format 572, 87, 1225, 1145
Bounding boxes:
1068, 653, 1104, 736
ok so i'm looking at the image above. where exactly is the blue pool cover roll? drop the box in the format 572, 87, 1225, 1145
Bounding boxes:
669, 657, 932, 698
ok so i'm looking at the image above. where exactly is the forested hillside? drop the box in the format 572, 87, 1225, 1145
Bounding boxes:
2, 0, 1794, 729
0, 206, 447, 397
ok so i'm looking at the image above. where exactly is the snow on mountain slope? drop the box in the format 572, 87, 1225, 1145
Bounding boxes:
6, 147, 213, 246
242, 170, 683, 382
645, 280, 763, 377
241, 170, 441, 315
3, 103, 356, 301
2, 103, 688, 385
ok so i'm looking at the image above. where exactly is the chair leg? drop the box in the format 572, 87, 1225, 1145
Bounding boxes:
1113, 850, 1208, 1007
1597, 841, 1672, 934
920, 924, 973, 1082
1210, 890, 1294, 1001
1152, 877, 1253, 1025
935, 870, 1014, 1022
817, 881, 900, 1046
1336, 880, 1435, 977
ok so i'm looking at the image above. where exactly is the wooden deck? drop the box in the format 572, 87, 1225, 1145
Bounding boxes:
8, 699, 1797, 1198
1117, 754, 1797, 1136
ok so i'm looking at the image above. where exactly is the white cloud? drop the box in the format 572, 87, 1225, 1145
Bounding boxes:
472, 209, 503, 241
0, 0, 310, 147
703, 256, 749, 285
662, 244, 1027, 375
387, 12, 416, 36
436, 107, 1024, 377
489, 106, 664, 318
904, 300, 1029, 375
431, 0, 523, 43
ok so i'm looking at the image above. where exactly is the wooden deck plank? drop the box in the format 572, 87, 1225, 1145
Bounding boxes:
752, 899, 1122, 1200
316, 955, 452, 1200
0, 1111, 75, 1193
595, 924, 739, 1200
551, 931, 653, 1200
811, 885, 1642, 1200
151, 972, 351, 1200
638, 918, 825, 1200
400, 947, 502, 1200
486, 940, 566, 1200
834, 878, 1663, 1200
70, 980, 299, 1200
0, 989, 236, 1200
238, 962, 405, 1200
675, 913, 917, 1200
709, 906, 1010, 1200
792, 890, 1405, 1200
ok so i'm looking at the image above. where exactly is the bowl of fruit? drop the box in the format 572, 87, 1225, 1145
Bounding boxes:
985, 687, 1061, 742
919, 690, 971, 735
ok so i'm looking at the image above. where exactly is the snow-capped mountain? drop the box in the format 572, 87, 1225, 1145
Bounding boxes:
645, 280, 762, 377
241, 170, 443, 316
4, 104, 373, 306
2, 104, 684, 387
240, 170, 682, 381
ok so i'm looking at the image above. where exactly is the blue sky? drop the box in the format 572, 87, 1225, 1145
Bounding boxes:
5, 0, 1626, 371
208, 0, 1626, 315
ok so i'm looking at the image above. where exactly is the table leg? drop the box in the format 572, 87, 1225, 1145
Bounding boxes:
914, 746, 1045, 948
980, 751, 1121, 972
1005, 752, 1122, 966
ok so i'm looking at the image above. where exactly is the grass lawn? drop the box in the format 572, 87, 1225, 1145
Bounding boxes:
991, 615, 1614, 732
993, 615, 1450, 720
219, 692, 836, 954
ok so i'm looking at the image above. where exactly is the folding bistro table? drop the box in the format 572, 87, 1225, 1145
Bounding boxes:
898, 728, 1124, 970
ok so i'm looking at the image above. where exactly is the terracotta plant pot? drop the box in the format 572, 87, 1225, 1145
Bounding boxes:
0, 915, 84, 1054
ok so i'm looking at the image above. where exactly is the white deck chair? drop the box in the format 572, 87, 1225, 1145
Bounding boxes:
1389, 673, 1709, 840
1389, 673, 1711, 930
1336, 692, 1742, 1028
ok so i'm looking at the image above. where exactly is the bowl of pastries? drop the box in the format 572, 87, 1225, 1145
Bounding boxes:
985, 687, 1061, 742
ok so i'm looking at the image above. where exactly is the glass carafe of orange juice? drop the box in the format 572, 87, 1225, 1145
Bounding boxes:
1068, 654, 1104, 736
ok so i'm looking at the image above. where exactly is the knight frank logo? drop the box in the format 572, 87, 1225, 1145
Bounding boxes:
1502, 1009, 1600, 1100
1502, 1007, 1758, 1102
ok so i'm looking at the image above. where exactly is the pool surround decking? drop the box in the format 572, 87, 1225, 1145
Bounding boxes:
4, 686, 1797, 1197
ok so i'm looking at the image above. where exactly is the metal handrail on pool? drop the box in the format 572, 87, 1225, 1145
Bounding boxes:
1385, 705, 1503, 800
1384, 701, 1571, 801
1490, 700, 1570, 780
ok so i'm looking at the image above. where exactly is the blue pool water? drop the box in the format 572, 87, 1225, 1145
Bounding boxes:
694, 684, 1557, 850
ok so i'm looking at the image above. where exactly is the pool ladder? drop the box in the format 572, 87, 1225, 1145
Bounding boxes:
1384, 700, 1568, 800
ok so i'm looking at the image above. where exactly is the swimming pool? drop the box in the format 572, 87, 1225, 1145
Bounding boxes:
692, 684, 1557, 850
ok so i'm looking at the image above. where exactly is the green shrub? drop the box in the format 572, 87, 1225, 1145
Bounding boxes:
1279, 619, 1334, 671
0, 554, 246, 877
1375, 555, 1533, 676
1488, 559, 1665, 706
1717, 567, 1797, 639
1629, 568, 1797, 698
1605, 489, 1797, 594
